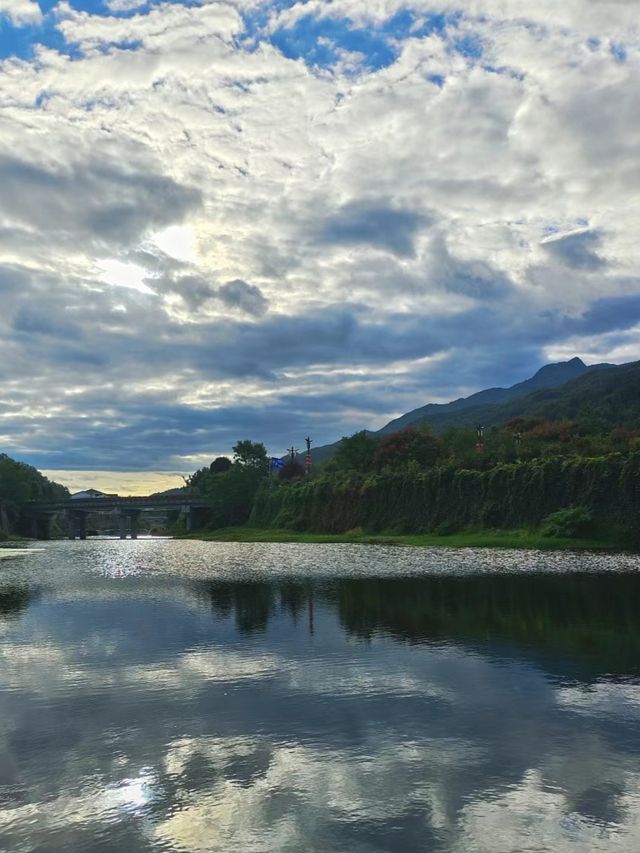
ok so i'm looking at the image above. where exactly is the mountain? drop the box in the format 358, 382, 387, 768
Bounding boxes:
377, 357, 596, 436
311, 357, 620, 462
483, 360, 640, 428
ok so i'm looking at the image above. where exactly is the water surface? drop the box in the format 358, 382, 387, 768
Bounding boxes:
1, 540, 639, 852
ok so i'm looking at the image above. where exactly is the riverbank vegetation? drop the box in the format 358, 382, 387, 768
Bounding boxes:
182, 417, 640, 548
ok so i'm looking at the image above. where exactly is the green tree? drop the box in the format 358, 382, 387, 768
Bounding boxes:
185, 440, 271, 530
333, 431, 378, 473
233, 440, 268, 470
0, 454, 68, 506
0, 453, 68, 536
441, 426, 479, 467
210, 457, 233, 473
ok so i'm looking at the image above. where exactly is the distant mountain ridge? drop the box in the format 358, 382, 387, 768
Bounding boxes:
311, 357, 622, 463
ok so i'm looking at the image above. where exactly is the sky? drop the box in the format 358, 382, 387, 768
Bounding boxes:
0, 0, 639, 494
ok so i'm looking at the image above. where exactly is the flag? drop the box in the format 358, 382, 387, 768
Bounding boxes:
271, 457, 285, 469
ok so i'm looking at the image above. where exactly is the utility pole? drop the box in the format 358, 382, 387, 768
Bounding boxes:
305, 436, 312, 476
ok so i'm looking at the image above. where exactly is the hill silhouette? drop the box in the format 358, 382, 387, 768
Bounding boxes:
312, 357, 627, 462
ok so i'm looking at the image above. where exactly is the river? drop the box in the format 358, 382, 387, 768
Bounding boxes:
1, 539, 639, 852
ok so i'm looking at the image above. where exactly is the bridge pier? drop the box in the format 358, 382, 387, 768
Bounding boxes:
119, 510, 141, 539
182, 506, 207, 533
67, 510, 88, 540
29, 514, 53, 540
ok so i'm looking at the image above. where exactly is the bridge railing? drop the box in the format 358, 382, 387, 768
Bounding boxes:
28, 494, 211, 512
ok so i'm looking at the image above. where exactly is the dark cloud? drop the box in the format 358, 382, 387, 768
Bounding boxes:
152, 274, 268, 316
0, 150, 202, 248
218, 279, 269, 317
572, 292, 640, 335
318, 200, 427, 257
3, 251, 640, 473
429, 237, 511, 298
542, 230, 606, 271
153, 274, 218, 309
13, 306, 83, 340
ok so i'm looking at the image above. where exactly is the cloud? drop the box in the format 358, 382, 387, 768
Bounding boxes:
318, 200, 427, 257
573, 293, 640, 336
12, 305, 83, 340
0, 1, 639, 474
0, 151, 202, 249
55, 1, 245, 52
218, 279, 269, 316
0, 0, 42, 26
542, 230, 606, 271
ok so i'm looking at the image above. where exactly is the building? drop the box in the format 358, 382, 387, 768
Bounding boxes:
70, 489, 119, 500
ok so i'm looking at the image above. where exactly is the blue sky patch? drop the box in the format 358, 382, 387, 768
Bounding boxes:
0, 0, 169, 59
269, 14, 396, 72
252, 6, 461, 74
610, 42, 627, 62
2, 1, 476, 72
453, 33, 483, 59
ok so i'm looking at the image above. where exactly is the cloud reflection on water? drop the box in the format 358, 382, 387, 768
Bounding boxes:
0, 540, 639, 851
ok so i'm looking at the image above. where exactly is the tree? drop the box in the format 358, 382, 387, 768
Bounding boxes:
0, 453, 68, 506
441, 426, 479, 467
334, 431, 378, 473
374, 427, 443, 470
232, 440, 268, 470
184, 440, 271, 530
187, 467, 209, 492
210, 457, 232, 474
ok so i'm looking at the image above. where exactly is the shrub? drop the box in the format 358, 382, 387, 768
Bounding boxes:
541, 506, 594, 539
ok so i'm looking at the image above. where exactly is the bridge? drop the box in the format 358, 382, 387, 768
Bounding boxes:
26, 494, 210, 540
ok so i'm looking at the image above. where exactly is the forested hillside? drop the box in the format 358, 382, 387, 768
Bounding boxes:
311, 357, 626, 462
377, 356, 600, 435
0, 454, 68, 538
484, 362, 640, 428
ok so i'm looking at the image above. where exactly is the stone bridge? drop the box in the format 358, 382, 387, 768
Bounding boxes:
26, 494, 210, 540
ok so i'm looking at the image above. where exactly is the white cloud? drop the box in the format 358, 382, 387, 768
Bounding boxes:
268, 0, 640, 41
96, 258, 155, 293
0, 0, 42, 26
151, 224, 198, 264
55, 0, 245, 52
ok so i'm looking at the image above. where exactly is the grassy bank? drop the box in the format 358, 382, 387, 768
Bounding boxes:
182, 526, 627, 551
